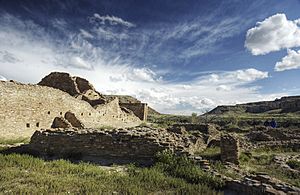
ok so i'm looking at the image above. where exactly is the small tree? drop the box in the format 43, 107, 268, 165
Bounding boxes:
191, 113, 198, 123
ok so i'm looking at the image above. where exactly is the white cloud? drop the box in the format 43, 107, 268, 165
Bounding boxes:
275, 49, 300, 71
79, 29, 94, 39
245, 13, 300, 55
69, 56, 93, 70
0, 50, 21, 63
199, 68, 268, 85
216, 85, 231, 91
227, 68, 268, 82
131, 68, 158, 82
91, 14, 136, 28
0, 75, 7, 81
0, 12, 283, 115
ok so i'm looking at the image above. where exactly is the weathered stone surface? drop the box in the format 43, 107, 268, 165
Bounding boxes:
80, 90, 106, 107
225, 173, 300, 195
29, 127, 206, 164
64, 111, 84, 129
74, 77, 95, 93
246, 127, 300, 150
169, 124, 220, 141
38, 72, 81, 96
120, 103, 148, 121
51, 117, 72, 128
0, 77, 141, 139
104, 95, 160, 115
221, 133, 239, 164
38, 72, 148, 122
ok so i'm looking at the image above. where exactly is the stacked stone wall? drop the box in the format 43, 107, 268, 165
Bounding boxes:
0, 81, 141, 139
29, 127, 205, 164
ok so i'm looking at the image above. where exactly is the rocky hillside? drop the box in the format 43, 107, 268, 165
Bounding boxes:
207, 96, 300, 115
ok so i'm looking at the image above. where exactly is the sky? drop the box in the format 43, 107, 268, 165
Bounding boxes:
0, 0, 300, 115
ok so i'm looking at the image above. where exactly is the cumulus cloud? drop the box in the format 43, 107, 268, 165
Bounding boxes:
200, 68, 268, 85
245, 13, 300, 55
91, 14, 136, 28
275, 49, 300, 71
227, 68, 268, 82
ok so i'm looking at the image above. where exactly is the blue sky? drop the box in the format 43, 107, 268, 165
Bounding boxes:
1, 0, 300, 114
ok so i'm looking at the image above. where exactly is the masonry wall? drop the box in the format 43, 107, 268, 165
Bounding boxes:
28, 127, 205, 165
0, 81, 141, 139
120, 103, 148, 121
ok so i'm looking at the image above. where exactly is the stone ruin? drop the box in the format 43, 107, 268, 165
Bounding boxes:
246, 127, 300, 150
28, 126, 205, 165
0, 72, 148, 139
38, 72, 148, 121
220, 133, 239, 164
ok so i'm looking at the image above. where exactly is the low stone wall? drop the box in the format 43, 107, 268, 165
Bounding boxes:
168, 123, 220, 145
29, 127, 205, 165
220, 134, 239, 164
226, 174, 300, 195
246, 128, 300, 150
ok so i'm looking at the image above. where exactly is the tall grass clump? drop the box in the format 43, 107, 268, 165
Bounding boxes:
154, 150, 224, 189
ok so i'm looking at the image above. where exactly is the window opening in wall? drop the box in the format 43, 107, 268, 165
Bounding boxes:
89, 113, 91, 116
48, 111, 51, 115
26, 123, 30, 128
60, 112, 63, 115
36, 122, 39, 127
81, 113, 84, 116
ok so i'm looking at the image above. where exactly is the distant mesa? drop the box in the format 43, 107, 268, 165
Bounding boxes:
206, 96, 300, 115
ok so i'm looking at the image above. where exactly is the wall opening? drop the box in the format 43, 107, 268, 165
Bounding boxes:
89, 113, 91, 116
81, 113, 84, 116
48, 111, 51, 115
26, 123, 30, 128
36, 122, 39, 127
60, 112, 63, 115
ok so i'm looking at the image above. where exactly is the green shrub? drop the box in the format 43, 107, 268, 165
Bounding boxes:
197, 147, 221, 160
155, 150, 224, 189
287, 160, 300, 171
239, 152, 251, 163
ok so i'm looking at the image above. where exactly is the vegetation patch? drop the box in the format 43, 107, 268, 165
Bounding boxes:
154, 150, 224, 189
0, 137, 30, 145
239, 151, 300, 187
196, 147, 221, 160
0, 153, 222, 194
287, 160, 300, 171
